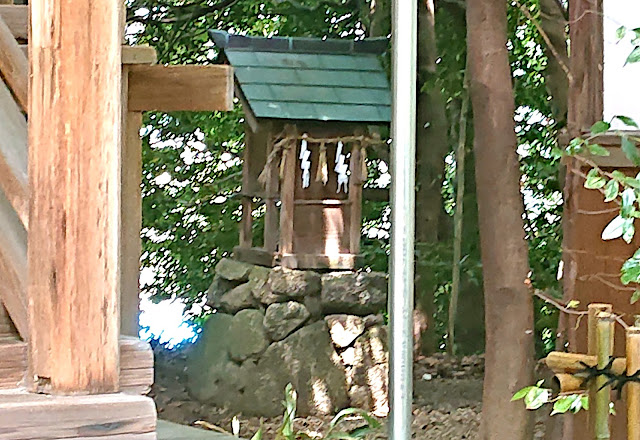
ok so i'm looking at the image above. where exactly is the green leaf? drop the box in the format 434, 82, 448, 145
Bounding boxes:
329, 408, 381, 430
551, 395, 578, 415
623, 220, 635, 243
610, 402, 617, 415
584, 169, 606, 189
632, 290, 640, 304
567, 300, 580, 309
566, 137, 585, 155
250, 427, 264, 440
612, 170, 627, 181
590, 121, 611, 135
279, 384, 297, 440
626, 46, 640, 65
623, 187, 638, 207
550, 147, 564, 158
348, 426, 380, 439
622, 136, 640, 165
624, 178, 640, 190
604, 180, 619, 202
587, 143, 610, 157
512, 386, 536, 401
524, 387, 550, 410
325, 431, 360, 440
570, 394, 585, 413
602, 215, 626, 240
615, 115, 639, 128
581, 395, 589, 411
622, 253, 640, 285
617, 26, 627, 40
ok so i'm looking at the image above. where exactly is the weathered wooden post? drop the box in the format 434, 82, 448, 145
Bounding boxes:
28, 0, 122, 394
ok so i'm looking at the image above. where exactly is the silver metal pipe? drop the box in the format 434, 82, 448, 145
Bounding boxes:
388, 0, 417, 437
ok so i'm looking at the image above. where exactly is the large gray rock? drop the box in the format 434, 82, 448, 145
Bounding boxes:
303, 295, 323, 320
321, 272, 387, 315
269, 267, 321, 299
218, 283, 256, 314
345, 325, 389, 416
245, 321, 349, 416
228, 309, 269, 362
263, 301, 310, 341
206, 274, 240, 308
325, 315, 365, 348
185, 313, 235, 403
250, 265, 287, 305
215, 258, 253, 282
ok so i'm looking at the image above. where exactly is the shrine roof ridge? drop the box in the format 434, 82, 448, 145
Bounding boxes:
208, 30, 389, 56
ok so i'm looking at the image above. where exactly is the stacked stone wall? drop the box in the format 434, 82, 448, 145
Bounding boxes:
186, 258, 389, 417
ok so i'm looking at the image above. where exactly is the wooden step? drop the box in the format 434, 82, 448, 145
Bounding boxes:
0, 303, 18, 338
0, 186, 28, 339
0, 337, 25, 389
0, 390, 156, 440
0, 336, 154, 394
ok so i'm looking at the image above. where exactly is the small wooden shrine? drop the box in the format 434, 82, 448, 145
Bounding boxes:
210, 31, 391, 270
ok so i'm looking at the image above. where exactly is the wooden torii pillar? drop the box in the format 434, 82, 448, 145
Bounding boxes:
28, 0, 123, 394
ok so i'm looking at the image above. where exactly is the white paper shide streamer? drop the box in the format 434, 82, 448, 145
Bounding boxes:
299, 138, 311, 188
335, 141, 349, 193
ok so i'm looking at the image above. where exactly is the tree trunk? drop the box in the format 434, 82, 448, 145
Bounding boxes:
537, 1, 568, 437
538, 0, 569, 125
467, 0, 535, 439
413, 0, 451, 355
455, 149, 486, 355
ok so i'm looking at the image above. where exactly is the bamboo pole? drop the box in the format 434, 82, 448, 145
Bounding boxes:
589, 304, 613, 439
554, 373, 586, 393
627, 326, 640, 440
594, 311, 614, 440
546, 352, 626, 376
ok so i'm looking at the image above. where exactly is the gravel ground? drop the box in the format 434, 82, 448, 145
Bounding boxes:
151, 347, 549, 439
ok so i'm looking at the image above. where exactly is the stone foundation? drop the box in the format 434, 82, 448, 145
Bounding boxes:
186, 259, 389, 417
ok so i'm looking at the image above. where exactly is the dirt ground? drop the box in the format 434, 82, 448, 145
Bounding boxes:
151, 346, 549, 439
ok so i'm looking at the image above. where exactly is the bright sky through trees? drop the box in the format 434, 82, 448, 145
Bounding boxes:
603, 0, 640, 128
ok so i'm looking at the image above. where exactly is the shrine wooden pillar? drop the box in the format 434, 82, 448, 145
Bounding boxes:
28, 0, 122, 393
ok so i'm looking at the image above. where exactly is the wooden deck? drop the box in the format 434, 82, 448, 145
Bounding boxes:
0, 336, 154, 394
0, 390, 157, 439
0, 394, 240, 440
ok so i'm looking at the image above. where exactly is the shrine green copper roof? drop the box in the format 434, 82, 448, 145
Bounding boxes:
209, 30, 391, 124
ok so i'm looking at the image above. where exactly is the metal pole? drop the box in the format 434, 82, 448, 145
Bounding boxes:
388, 0, 417, 436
